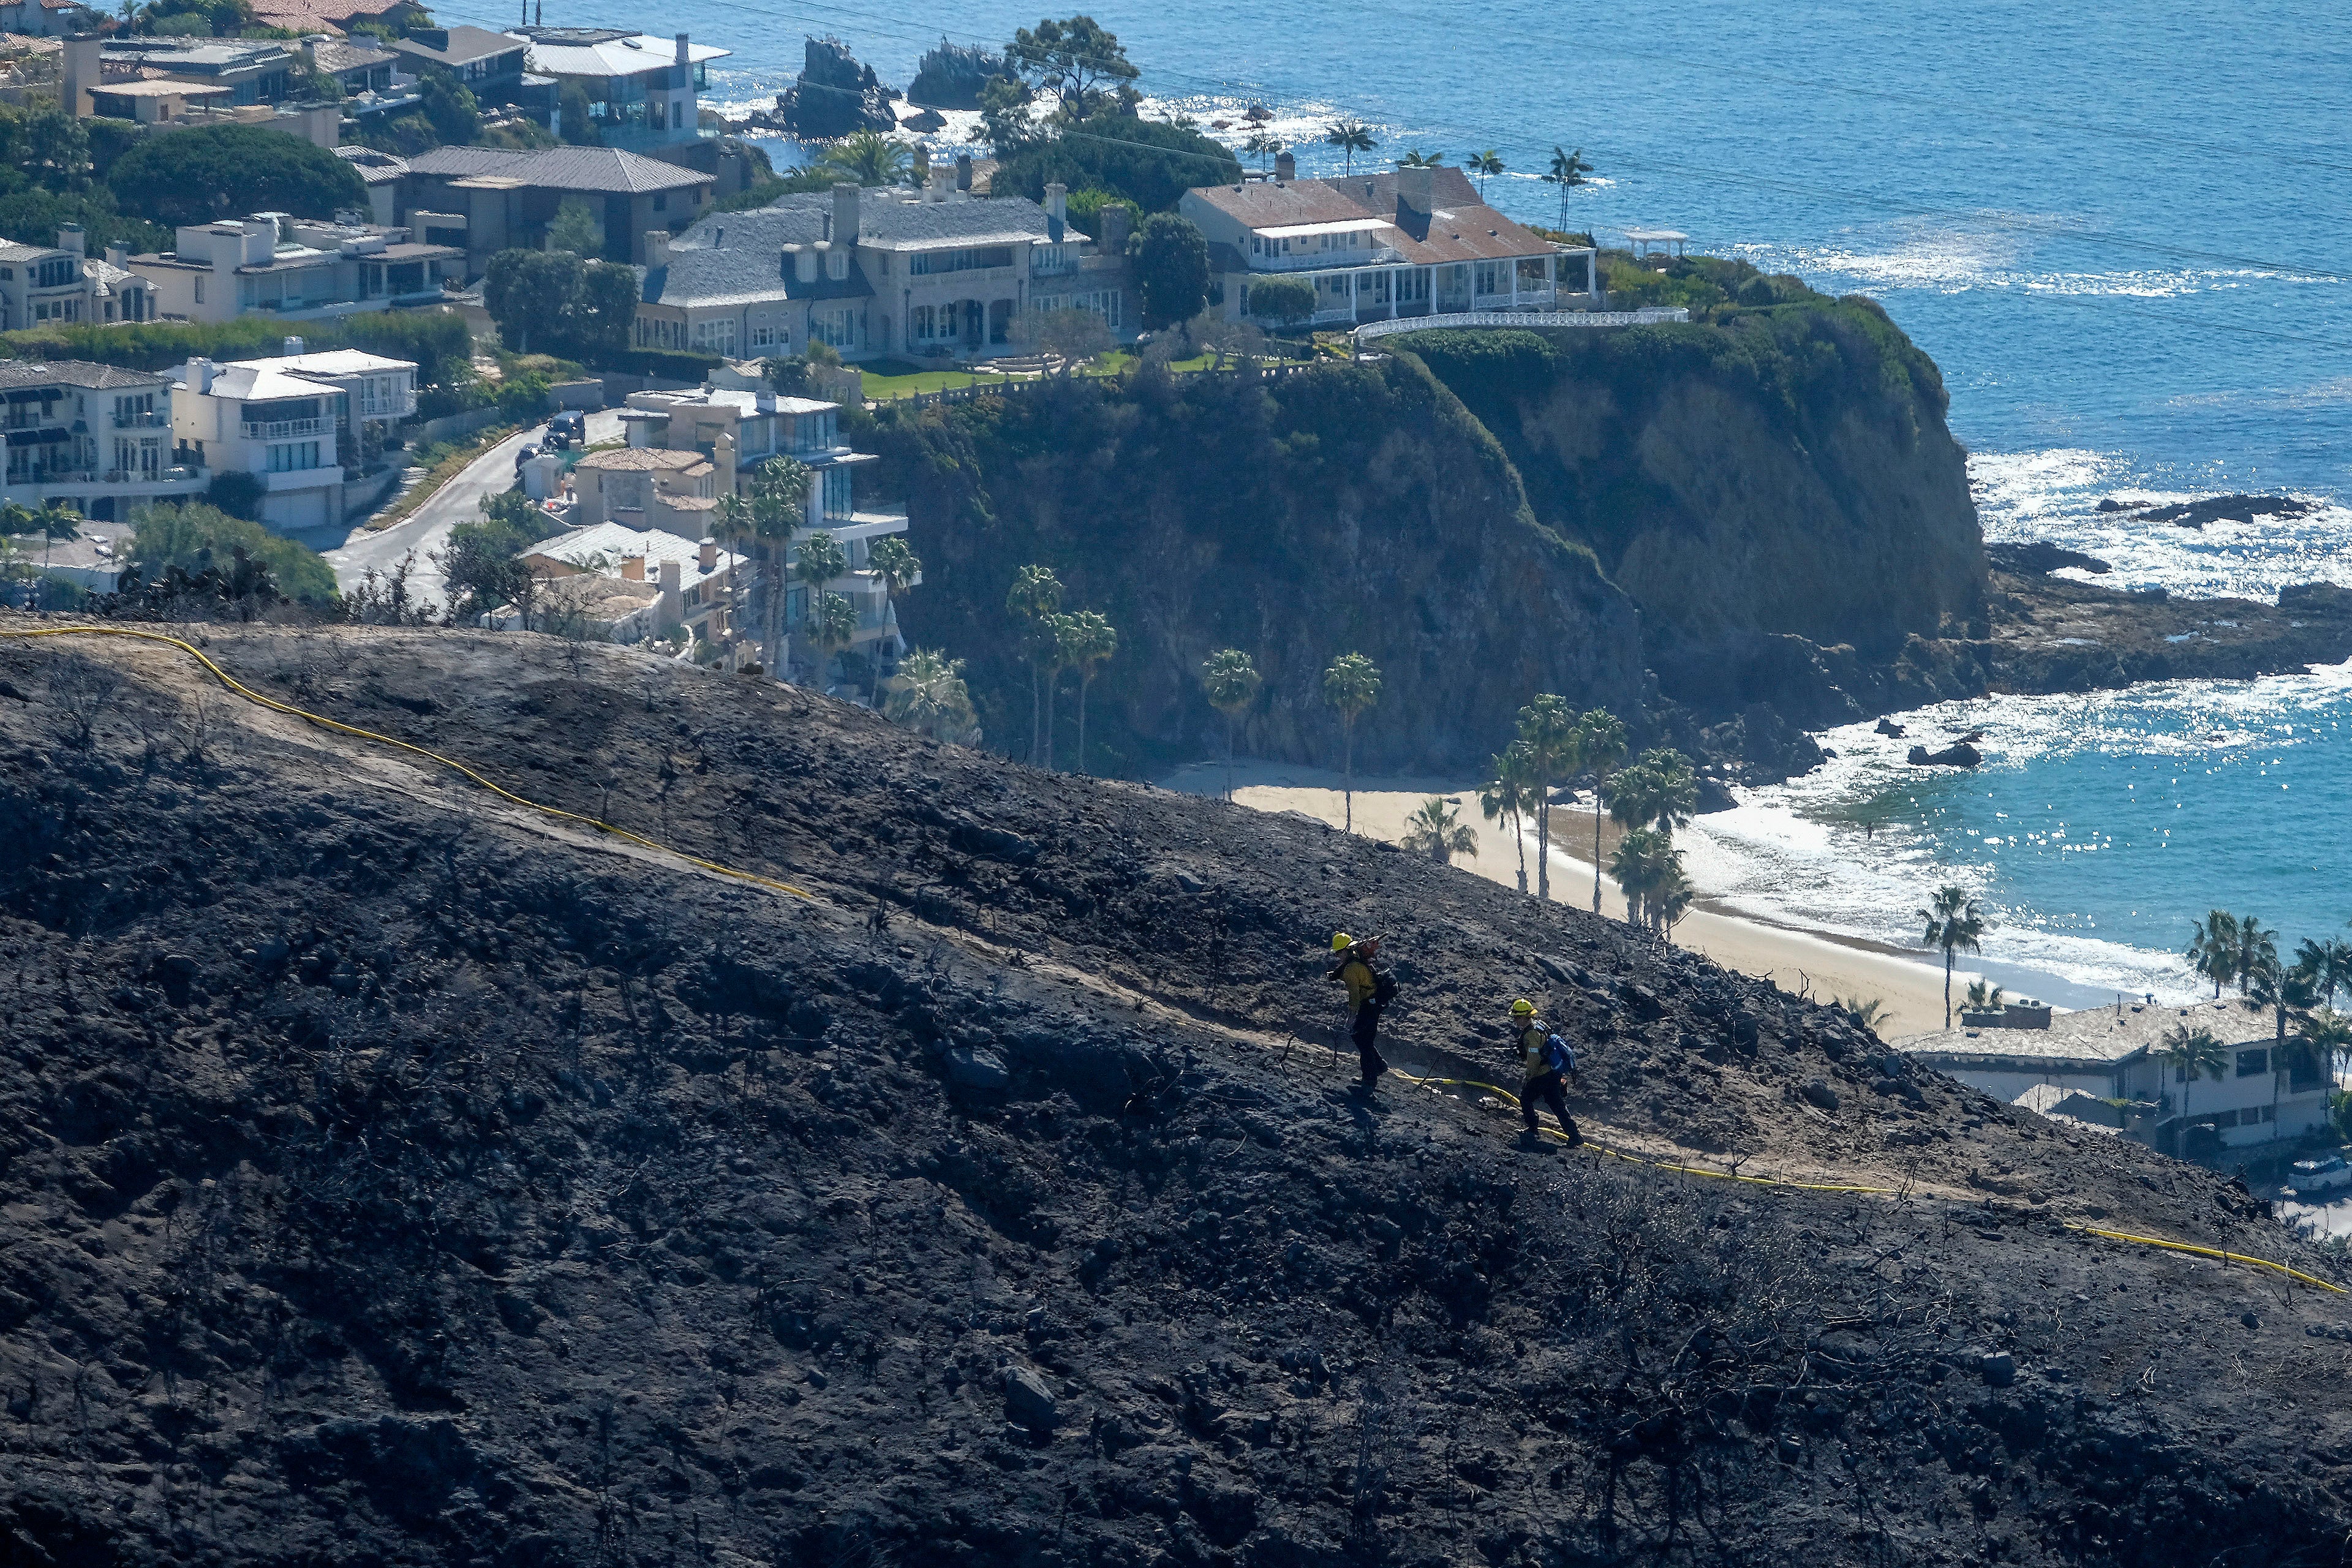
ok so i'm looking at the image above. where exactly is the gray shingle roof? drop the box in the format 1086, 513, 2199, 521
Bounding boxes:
766, 190, 1054, 247
0, 360, 170, 392
310, 38, 396, 75
390, 26, 525, 69
404, 145, 712, 195
640, 224, 873, 309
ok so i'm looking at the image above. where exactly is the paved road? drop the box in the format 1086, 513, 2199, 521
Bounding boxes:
312, 409, 621, 607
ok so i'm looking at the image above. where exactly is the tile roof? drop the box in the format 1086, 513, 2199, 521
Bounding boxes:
783, 189, 1055, 248
638, 236, 873, 309
575, 447, 709, 472
0, 360, 169, 391
404, 145, 712, 195
308, 37, 396, 75
0, 239, 55, 262
523, 521, 742, 594
244, 0, 411, 29
1898, 998, 2270, 1065
1186, 165, 1558, 267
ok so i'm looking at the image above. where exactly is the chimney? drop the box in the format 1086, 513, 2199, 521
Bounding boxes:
1396, 164, 1433, 217
1044, 181, 1067, 232
62, 34, 97, 119
1273, 149, 1295, 182
645, 230, 670, 268
954, 153, 973, 192
56, 224, 84, 258
185, 356, 214, 394
620, 555, 646, 582
927, 167, 952, 201
674, 30, 688, 67
832, 182, 859, 248
1099, 201, 1131, 255
282, 334, 304, 356
698, 536, 718, 573
104, 243, 127, 268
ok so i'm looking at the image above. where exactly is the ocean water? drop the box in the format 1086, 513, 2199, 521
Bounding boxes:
425, 0, 2352, 997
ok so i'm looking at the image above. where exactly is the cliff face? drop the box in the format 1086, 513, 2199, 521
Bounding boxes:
864, 359, 1646, 775
1403, 304, 1987, 711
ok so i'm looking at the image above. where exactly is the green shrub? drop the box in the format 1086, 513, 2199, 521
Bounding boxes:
107, 124, 367, 224
2, 311, 473, 388
129, 500, 338, 603
205, 472, 265, 521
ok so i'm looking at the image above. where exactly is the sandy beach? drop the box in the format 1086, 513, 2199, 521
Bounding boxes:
1159, 758, 1983, 1038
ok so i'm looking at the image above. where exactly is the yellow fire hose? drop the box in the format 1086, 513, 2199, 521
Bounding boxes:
1390, 1071, 2346, 1294
0, 624, 818, 903
7, 625, 2339, 1295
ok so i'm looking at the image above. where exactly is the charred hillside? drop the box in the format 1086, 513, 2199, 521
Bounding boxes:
3, 620, 2351, 1568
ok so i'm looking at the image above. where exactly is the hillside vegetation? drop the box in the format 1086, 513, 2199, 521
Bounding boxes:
1, 621, 2347, 1566
864, 356, 1645, 775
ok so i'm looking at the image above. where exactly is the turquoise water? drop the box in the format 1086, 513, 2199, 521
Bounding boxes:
427, 0, 2352, 992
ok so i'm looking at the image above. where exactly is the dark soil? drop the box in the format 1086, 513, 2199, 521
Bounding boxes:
4, 619, 2351, 1568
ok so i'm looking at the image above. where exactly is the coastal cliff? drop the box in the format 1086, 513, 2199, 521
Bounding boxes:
1400, 298, 1989, 721
864, 358, 1646, 775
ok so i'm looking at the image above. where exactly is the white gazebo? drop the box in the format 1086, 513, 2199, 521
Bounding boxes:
1622, 227, 1690, 259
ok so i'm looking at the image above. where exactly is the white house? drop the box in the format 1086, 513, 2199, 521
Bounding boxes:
129, 215, 463, 326
1180, 164, 1599, 328
170, 345, 418, 529
0, 360, 204, 520
510, 28, 726, 153
516, 521, 744, 643
1898, 997, 2332, 1156
0, 225, 156, 330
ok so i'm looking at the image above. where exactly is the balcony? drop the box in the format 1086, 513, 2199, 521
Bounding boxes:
242, 417, 328, 440
1250, 246, 1404, 273
355, 396, 415, 420
112, 410, 169, 430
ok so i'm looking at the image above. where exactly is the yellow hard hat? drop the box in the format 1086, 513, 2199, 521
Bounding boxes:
1510, 998, 1535, 1016
1332, 932, 1354, 952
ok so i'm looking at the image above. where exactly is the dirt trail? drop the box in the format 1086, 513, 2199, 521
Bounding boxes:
2, 618, 2349, 1568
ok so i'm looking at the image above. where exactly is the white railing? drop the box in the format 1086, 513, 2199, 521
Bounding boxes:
241, 417, 328, 440
1249, 246, 1404, 273
1354, 307, 1689, 342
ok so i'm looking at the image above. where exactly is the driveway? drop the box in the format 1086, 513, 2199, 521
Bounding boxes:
312, 409, 621, 608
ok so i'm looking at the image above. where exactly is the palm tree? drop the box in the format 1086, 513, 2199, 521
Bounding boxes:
2295, 935, 2352, 1011
2157, 1023, 2228, 1150
1918, 885, 1988, 1030
790, 527, 846, 684
865, 534, 921, 704
1059, 608, 1117, 775
2187, 910, 2239, 999
1325, 119, 1376, 176
2300, 1009, 2352, 1094
1609, 747, 1697, 834
1466, 148, 1503, 194
1570, 709, 1627, 914
1396, 149, 1444, 167
799, 590, 858, 688
1542, 146, 1594, 234
1515, 693, 1578, 903
885, 647, 977, 742
816, 130, 915, 187
1478, 741, 1537, 894
1401, 797, 1478, 865
2233, 916, 2275, 995
1320, 652, 1380, 831
1962, 978, 2007, 1016
1836, 996, 1890, 1035
2248, 953, 2316, 1141
711, 491, 754, 658
1005, 564, 1063, 766
750, 456, 812, 681
1610, 827, 1687, 940
1243, 130, 1282, 175
1200, 648, 1261, 801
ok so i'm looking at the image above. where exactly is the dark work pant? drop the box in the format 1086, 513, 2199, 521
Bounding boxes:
1352, 1006, 1387, 1080
1523, 1071, 1577, 1140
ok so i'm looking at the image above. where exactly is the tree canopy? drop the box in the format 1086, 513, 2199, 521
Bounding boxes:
1129, 212, 1208, 330
993, 114, 1239, 214
107, 125, 368, 225
1005, 16, 1139, 120
128, 501, 338, 603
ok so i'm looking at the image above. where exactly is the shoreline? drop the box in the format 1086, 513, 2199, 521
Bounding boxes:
1157, 758, 2093, 1039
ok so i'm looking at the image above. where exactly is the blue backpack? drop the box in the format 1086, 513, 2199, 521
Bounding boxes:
1545, 1034, 1575, 1076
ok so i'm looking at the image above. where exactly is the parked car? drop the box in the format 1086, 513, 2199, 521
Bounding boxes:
2286, 1152, 2351, 1197
513, 443, 538, 473
545, 411, 586, 450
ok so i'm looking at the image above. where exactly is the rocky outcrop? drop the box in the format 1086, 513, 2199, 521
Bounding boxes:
1988, 571, 2352, 693
778, 36, 895, 137
865, 361, 1647, 775
2098, 493, 2316, 529
907, 37, 1011, 110
1402, 302, 1986, 724
1986, 539, 2111, 575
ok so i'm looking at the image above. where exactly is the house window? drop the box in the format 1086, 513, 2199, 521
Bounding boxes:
812, 309, 854, 349
194, 277, 205, 304
654, 192, 668, 212
750, 321, 774, 348
2235, 1047, 2269, 1078
266, 440, 321, 472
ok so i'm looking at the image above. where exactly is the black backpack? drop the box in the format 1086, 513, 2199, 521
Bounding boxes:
1372, 969, 1398, 1007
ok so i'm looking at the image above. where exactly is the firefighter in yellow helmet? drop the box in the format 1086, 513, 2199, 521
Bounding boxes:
1511, 998, 1581, 1145
1329, 932, 1392, 1087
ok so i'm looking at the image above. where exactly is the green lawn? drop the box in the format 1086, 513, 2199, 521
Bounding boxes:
860, 364, 1022, 399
